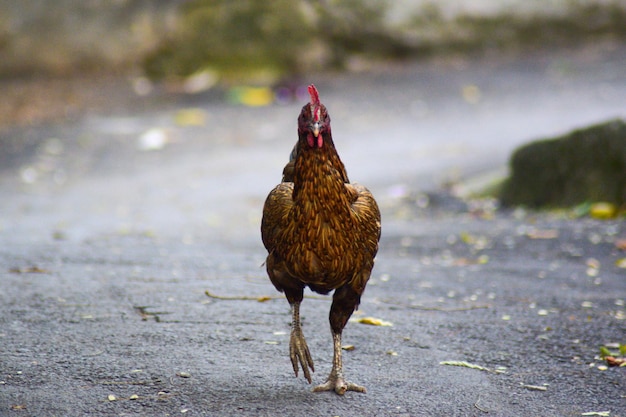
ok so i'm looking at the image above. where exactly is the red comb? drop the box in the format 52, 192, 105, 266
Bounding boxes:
308, 84, 321, 122
308, 84, 320, 106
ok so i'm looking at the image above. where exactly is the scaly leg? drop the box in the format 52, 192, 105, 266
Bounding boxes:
314, 284, 366, 395
313, 331, 366, 395
289, 301, 315, 383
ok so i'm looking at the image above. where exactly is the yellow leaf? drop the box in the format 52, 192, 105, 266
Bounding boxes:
439, 360, 491, 372
174, 108, 207, 126
590, 202, 616, 219
353, 317, 393, 326
526, 229, 559, 239
228, 86, 274, 107
616, 258, 626, 269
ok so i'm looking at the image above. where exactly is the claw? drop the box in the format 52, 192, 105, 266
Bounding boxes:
288, 301, 315, 383
290, 328, 315, 383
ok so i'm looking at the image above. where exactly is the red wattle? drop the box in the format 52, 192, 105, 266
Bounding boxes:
317, 135, 323, 148
307, 133, 315, 147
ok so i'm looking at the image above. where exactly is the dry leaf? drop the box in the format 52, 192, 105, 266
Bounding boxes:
520, 383, 548, 391
9, 266, 49, 274
174, 108, 206, 127
590, 202, 616, 219
439, 361, 492, 372
526, 229, 559, 239
605, 356, 626, 367
353, 317, 393, 326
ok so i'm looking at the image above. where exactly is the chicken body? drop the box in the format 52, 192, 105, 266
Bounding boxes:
261, 85, 381, 394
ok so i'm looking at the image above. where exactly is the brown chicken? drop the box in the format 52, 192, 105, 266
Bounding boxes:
261, 85, 381, 394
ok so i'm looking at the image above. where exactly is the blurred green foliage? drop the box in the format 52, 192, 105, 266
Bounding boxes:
143, 0, 626, 83
144, 0, 311, 82
143, 0, 404, 82
500, 119, 626, 208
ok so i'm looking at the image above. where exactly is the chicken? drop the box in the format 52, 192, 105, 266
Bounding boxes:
261, 85, 381, 394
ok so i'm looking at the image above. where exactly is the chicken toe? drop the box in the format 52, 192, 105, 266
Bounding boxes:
313, 332, 366, 395
289, 302, 314, 383
313, 371, 366, 395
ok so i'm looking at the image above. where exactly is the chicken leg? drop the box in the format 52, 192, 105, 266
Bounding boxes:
314, 285, 366, 395
289, 301, 315, 383
313, 332, 366, 394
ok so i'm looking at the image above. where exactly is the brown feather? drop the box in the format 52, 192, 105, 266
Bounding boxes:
261, 100, 380, 301
261, 85, 381, 391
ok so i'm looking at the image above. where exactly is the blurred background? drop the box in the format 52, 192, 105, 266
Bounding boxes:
1, 0, 625, 125
1, 0, 625, 212
2, 0, 626, 78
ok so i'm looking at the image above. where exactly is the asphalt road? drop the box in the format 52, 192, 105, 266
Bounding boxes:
1, 44, 625, 416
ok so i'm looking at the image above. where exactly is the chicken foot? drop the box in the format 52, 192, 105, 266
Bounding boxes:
289, 301, 315, 383
313, 332, 366, 395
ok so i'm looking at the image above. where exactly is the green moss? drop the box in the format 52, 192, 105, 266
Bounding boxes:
144, 0, 312, 82
500, 119, 626, 208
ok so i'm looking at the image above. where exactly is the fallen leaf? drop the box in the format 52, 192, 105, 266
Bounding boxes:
342, 345, 355, 351
353, 317, 393, 326
108, 394, 117, 401
520, 383, 548, 391
581, 412, 611, 416
615, 258, 626, 269
589, 202, 616, 219
615, 239, 626, 250
605, 356, 626, 367
174, 108, 206, 127
440, 360, 492, 372
586, 258, 600, 269
9, 266, 49, 274
526, 229, 559, 239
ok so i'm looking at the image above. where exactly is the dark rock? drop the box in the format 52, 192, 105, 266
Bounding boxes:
500, 119, 626, 207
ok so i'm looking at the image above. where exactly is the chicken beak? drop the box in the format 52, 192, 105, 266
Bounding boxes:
312, 122, 320, 138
